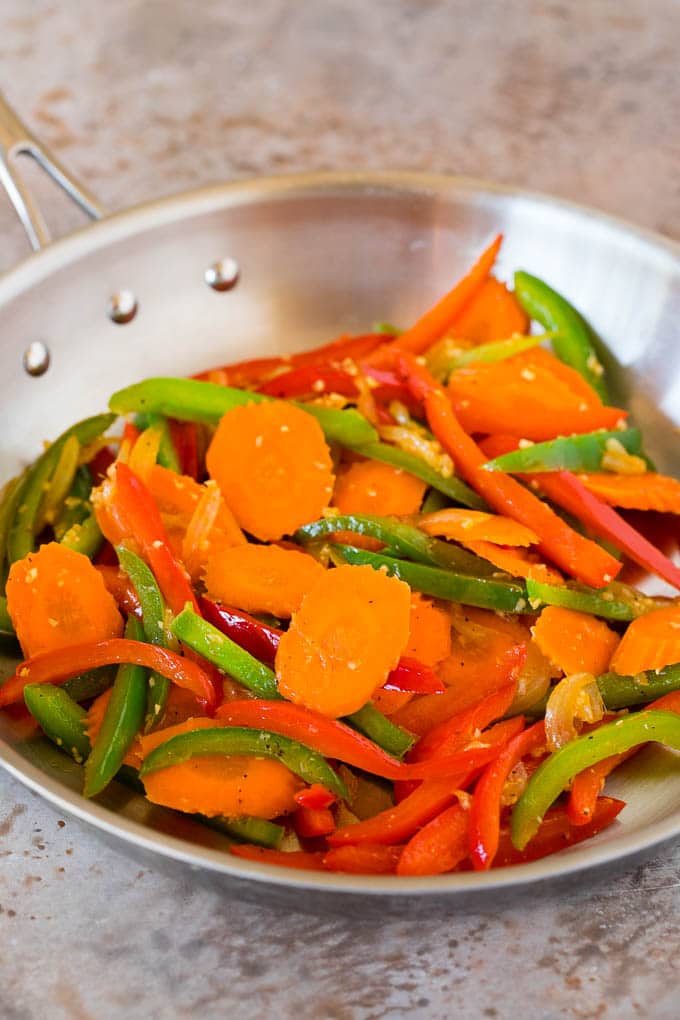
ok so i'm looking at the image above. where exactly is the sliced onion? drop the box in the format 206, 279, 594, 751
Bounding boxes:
508, 640, 554, 715
545, 671, 605, 752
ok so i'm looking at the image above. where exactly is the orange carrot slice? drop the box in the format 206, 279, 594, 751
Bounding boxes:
86, 688, 113, 748
532, 606, 620, 676
275, 564, 411, 717
143, 754, 302, 818
449, 276, 529, 344
463, 541, 564, 585
404, 592, 452, 667
6, 543, 123, 659
146, 465, 246, 573
578, 473, 680, 513
447, 356, 626, 441
203, 543, 325, 618
333, 459, 427, 517
610, 605, 680, 676
419, 508, 539, 546
135, 716, 303, 822
206, 401, 334, 541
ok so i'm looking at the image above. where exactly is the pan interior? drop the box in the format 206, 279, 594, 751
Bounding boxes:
1, 174, 679, 895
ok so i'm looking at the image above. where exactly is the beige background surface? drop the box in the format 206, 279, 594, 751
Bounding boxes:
1, 2, 680, 1018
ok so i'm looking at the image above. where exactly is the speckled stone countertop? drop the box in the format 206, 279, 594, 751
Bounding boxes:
1, 2, 680, 1017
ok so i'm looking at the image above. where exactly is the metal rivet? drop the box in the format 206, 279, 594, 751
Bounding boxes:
205, 258, 240, 292
108, 290, 138, 324
23, 341, 50, 377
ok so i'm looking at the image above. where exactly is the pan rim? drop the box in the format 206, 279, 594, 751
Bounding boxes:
1, 169, 680, 896
0, 170, 678, 299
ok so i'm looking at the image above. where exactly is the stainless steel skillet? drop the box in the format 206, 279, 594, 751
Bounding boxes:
1, 91, 680, 901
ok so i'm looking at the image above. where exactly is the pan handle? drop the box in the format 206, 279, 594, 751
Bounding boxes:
0, 90, 106, 251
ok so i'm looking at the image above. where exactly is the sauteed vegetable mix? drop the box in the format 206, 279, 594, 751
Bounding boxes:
3, 233, 680, 876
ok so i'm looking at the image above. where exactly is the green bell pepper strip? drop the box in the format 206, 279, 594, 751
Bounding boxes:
133, 413, 182, 473
52, 465, 93, 540
83, 616, 148, 798
373, 321, 400, 336
511, 710, 680, 850
109, 377, 378, 449
0, 595, 14, 637
23, 683, 91, 764
173, 607, 413, 758
598, 663, 680, 711
116, 545, 171, 731
172, 607, 280, 700
35, 435, 81, 533
296, 513, 499, 577
335, 546, 531, 614
514, 271, 608, 402
482, 428, 643, 475
62, 668, 116, 704
342, 438, 487, 511
527, 660, 680, 721
139, 726, 349, 801
345, 703, 415, 759
526, 577, 658, 622
60, 513, 104, 559
6, 413, 116, 564
420, 488, 450, 514
426, 332, 548, 382
0, 475, 24, 581
203, 815, 284, 849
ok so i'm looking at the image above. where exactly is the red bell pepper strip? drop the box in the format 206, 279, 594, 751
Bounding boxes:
468, 720, 546, 871
88, 446, 116, 484
199, 598, 282, 668
122, 420, 141, 446
533, 471, 680, 592
95, 565, 141, 616
322, 844, 402, 875
394, 716, 525, 804
494, 797, 625, 866
195, 334, 387, 388
169, 420, 200, 480
370, 234, 503, 362
257, 365, 359, 399
0, 638, 215, 709
215, 699, 496, 781
111, 464, 198, 615
293, 806, 336, 839
328, 750, 502, 847
397, 354, 622, 589
410, 682, 522, 762
294, 784, 337, 810
229, 845, 325, 871
396, 802, 470, 876
382, 657, 445, 695
360, 365, 424, 415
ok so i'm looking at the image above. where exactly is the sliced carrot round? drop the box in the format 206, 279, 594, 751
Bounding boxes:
449, 276, 529, 344
419, 508, 539, 546
532, 606, 620, 677
333, 459, 427, 517
206, 401, 334, 541
404, 592, 452, 667
142, 754, 302, 818
203, 542, 325, 618
6, 542, 123, 659
447, 355, 626, 441
275, 564, 411, 718
610, 604, 680, 676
